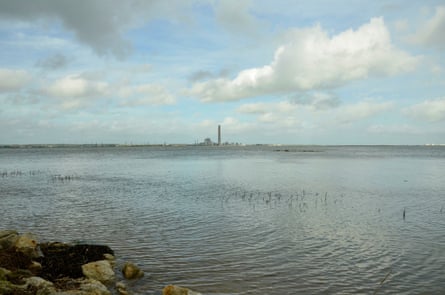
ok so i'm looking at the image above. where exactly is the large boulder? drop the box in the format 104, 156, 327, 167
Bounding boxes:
163, 285, 202, 295
122, 262, 144, 280
82, 260, 115, 283
14, 232, 40, 258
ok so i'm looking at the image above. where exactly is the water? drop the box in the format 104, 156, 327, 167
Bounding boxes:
1, 145, 444, 294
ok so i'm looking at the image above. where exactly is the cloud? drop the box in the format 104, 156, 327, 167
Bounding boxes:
0, 1, 130, 58
119, 84, 176, 106
0, 68, 30, 92
189, 18, 419, 102
35, 53, 70, 70
290, 92, 341, 110
333, 101, 394, 124
403, 98, 445, 122
0, 0, 197, 58
215, 0, 261, 35
236, 99, 392, 132
237, 101, 296, 114
200, 117, 255, 135
3, 93, 40, 106
409, 6, 445, 49
236, 101, 303, 129
188, 68, 231, 83
45, 75, 108, 98
188, 70, 215, 82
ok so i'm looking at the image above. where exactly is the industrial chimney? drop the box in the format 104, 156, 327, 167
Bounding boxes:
218, 125, 221, 145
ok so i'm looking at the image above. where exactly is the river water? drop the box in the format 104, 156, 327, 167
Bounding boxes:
1, 145, 444, 294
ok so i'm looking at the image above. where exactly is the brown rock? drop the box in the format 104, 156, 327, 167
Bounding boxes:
28, 261, 42, 274
122, 262, 144, 280
163, 285, 202, 295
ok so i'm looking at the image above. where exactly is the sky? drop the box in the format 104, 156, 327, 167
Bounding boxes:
0, 0, 444, 145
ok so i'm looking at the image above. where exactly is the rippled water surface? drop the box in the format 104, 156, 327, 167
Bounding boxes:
1, 145, 444, 294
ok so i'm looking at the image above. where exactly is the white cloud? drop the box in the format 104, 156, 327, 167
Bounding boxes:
410, 6, 445, 49
237, 101, 296, 114
236, 101, 303, 130
221, 117, 256, 134
237, 99, 392, 132
333, 101, 394, 124
403, 98, 445, 122
189, 18, 419, 102
119, 84, 176, 106
46, 75, 108, 98
237, 102, 269, 114
0, 68, 30, 92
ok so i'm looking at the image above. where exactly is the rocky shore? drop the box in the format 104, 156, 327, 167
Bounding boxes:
0, 230, 201, 295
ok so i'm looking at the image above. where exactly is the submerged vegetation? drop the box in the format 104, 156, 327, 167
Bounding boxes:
0, 169, 80, 183
219, 189, 339, 213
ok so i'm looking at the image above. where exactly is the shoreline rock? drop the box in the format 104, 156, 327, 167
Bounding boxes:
0, 230, 202, 295
122, 262, 144, 280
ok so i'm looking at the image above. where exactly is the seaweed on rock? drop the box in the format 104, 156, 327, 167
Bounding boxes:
0, 249, 34, 272
38, 243, 114, 281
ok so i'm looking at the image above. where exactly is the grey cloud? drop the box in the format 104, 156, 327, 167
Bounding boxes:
188, 68, 231, 82
410, 6, 445, 49
4, 93, 41, 106
0, 0, 131, 58
35, 53, 70, 70
215, 0, 264, 36
188, 70, 214, 82
0, 68, 30, 92
0, 0, 197, 58
290, 92, 341, 110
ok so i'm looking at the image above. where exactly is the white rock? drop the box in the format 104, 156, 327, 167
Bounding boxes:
81, 260, 115, 283
79, 279, 111, 295
25, 276, 54, 289
25, 276, 56, 294
103, 253, 116, 267
14, 233, 39, 257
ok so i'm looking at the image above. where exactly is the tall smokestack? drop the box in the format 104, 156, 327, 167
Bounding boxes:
218, 125, 221, 145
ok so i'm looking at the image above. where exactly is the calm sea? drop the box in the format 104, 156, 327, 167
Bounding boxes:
1, 145, 444, 294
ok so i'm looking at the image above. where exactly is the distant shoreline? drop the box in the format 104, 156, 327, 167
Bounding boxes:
0, 143, 444, 149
